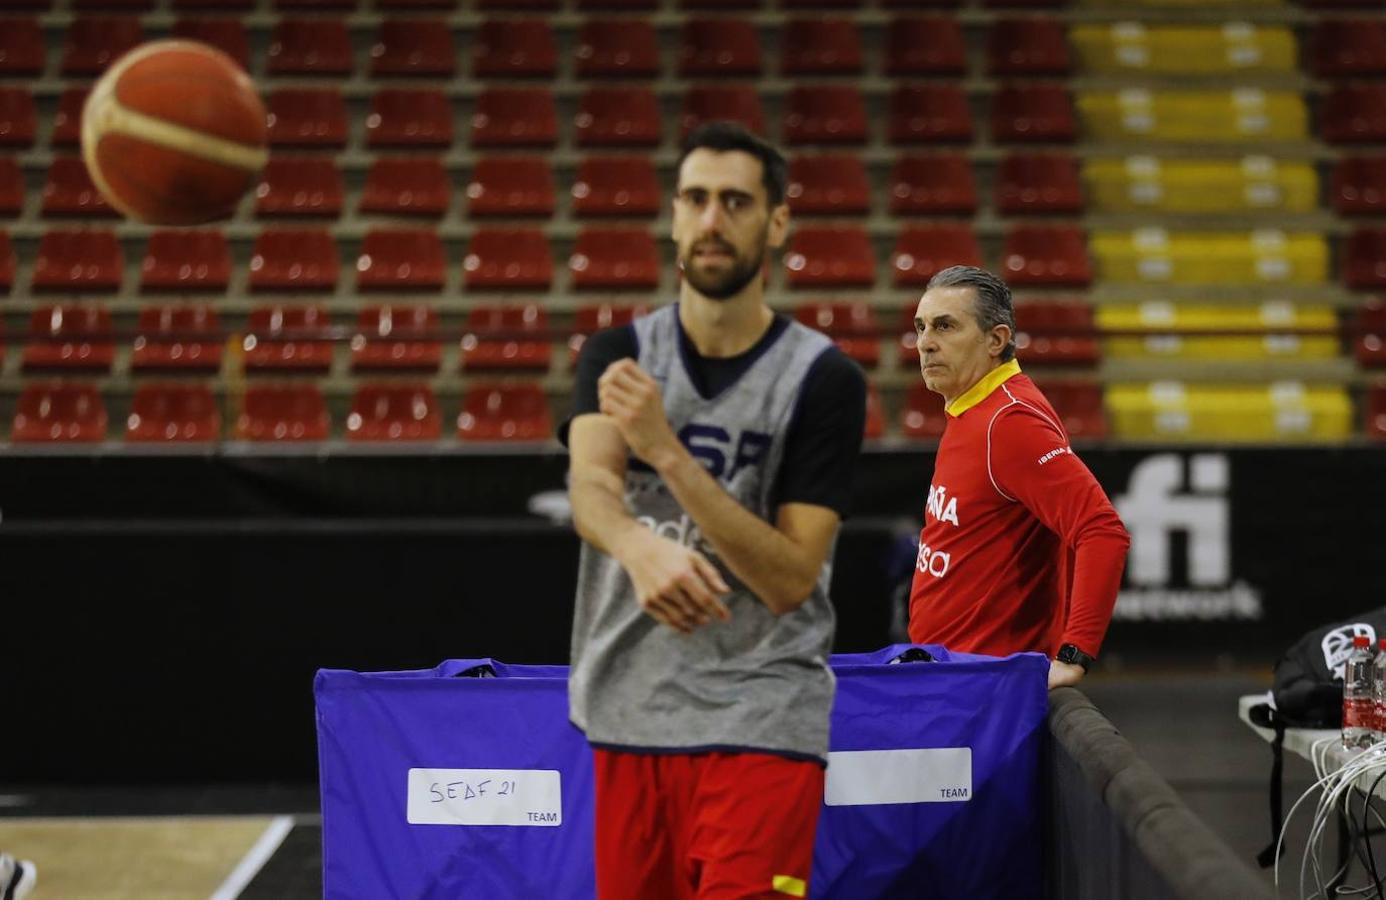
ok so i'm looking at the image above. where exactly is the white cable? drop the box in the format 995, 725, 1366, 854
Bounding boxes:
1277, 739, 1386, 899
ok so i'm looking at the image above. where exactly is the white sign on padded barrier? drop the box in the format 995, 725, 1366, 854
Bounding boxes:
406, 768, 562, 826
824, 748, 973, 806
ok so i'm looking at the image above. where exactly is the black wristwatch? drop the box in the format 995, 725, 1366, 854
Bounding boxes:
1055, 643, 1095, 672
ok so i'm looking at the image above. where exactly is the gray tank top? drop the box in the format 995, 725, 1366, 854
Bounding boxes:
569, 305, 839, 762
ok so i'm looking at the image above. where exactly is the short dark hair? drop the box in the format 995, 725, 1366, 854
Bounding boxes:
926, 265, 1017, 362
677, 121, 788, 208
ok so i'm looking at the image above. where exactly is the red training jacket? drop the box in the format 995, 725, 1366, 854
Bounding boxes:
907, 360, 1130, 659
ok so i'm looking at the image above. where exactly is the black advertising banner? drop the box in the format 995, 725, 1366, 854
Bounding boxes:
1, 447, 1383, 780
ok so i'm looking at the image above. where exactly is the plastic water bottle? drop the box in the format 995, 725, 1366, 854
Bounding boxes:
1374, 638, 1386, 743
1343, 635, 1375, 749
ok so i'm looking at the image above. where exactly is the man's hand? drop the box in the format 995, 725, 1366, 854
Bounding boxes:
1048, 659, 1086, 690
598, 360, 680, 468
613, 527, 732, 634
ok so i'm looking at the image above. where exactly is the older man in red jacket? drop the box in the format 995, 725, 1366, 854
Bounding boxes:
907, 265, 1131, 689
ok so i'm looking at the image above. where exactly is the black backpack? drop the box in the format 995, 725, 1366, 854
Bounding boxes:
1252, 607, 1386, 867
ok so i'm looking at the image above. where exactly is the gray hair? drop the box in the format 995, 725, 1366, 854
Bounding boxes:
926, 265, 1017, 362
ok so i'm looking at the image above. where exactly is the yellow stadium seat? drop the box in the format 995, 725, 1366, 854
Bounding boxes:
1071, 24, 1297, 75
1083, 157, 1317, 213
1077, 90, 1307, 143
1096, 302, 1339, 361
1107, 382, 1351, 442
1089, 230, 1328, 285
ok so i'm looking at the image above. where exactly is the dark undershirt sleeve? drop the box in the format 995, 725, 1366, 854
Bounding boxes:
772, 348, 868, 517
558, 325, 638, 447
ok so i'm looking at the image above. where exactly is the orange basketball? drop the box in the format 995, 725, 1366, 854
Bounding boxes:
81, 40, 268, 225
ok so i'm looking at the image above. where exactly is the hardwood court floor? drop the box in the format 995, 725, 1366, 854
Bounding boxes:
0, 816, 288, 899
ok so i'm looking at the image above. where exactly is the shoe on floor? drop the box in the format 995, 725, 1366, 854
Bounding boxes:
0, 853, 36, 900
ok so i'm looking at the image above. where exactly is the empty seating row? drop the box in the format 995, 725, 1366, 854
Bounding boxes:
6, 18, 1384, 80
23, 152, 1386, 221
7, 83, 1382, 152
1095, 303, 1340, 362
8, 226, 1386, 293
8, 381, 554, 443
1105, 382, 1353, 442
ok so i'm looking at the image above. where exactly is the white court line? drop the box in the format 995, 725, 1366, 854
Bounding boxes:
208, 814, 295, 900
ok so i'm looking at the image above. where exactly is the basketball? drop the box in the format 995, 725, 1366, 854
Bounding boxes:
81, 39, 268, 225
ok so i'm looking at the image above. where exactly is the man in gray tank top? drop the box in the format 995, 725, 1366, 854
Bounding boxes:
564, 122, 867, 898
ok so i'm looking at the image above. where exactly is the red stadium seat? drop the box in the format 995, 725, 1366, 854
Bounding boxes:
461, 304, 551, 371
378, 0, 454, 9
784, 86, 867, 145
367, 89, 453, 148
473, 20, 557, 78
1332, 157, 1386, 215
126, 384, 221, 443
1037, 381, 1107, 440
467, 157, 554, 218
784, 0, 860, 7
1310, 20, 1386, 78
32, 229, 123, 292
889, 84, 973, 144
0, 18, 45, 75
784, 227, 875, 288
1345, 228, 1386, 289
266, 89, 348, 148
901, 383, 946, 439
679, 19, 761, 77
266, 19, 353, 76
140, 230, 231, 291
255, 157, 343, 217
0, 89, 36, 148
1014, 300, 1099, 366
893, 224, 982, 287
577, 0, 655, 8
993, 85, 1077, 143
576, 19, 660, 78
1353, 298, 1386, 368
886, 16, 966, 76
12, 383, 107, 443
782, 19, 862, 75
682, 85, 765, 138
0, 158, 19, 218
41, 157, 115, 218
0, 231, 13, 292
274, 0, 356, 10
248, 229, 339, 291
570, 228, 660, 290
1368, 384, 1386, 441
1321, 85, 1386, 144
576, 87, 661, 147
572, 157, 660, 217
786, 155, 870, 215
173, 0, 254, 9
347, 383, 441, 441
680, 0, 755, 6
61, 17, 143, 76
244, 305, 333, 372
457, 383, 553, 442
478, 0, 556, 8
1003, 225, 1092, 287
995, 153, 1083, 215
464, 228, 553, 290
131, 304, 223, 372
472, 87, 557, 148
171, 18, 250, 70
889, 154, 978, 215
863, 383, 885, 439
23, 304, 114, 372
355, 228, 446, 291
352, 304, 441, 371
50, 88, 90, 148
360, 158, 451, 217
235, 384, 329, 441
796, 302, 879, 367
370, 20, 455, 77
988, 18, 1071, 76
569, 303, 650, 362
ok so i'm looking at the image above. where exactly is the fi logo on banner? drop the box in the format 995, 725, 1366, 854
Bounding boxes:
1112, 453, 1262, 622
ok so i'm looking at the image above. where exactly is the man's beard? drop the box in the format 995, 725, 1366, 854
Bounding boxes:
680, 234, 766, 301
